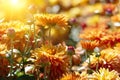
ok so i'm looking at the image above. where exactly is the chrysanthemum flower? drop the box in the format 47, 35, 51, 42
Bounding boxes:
35, 44, 67, 56
80, 27, 107, 41
113, 30, 120, 43
32, 44, 68, 80
79, 27, 117, 49
0, 55, 9, 77
80, 40, 99, 50
91, 68, 120, 80
34, 14, 68, 27
99, 33, 115, 48
60, 72, 88, 80
89, 48, 120, 73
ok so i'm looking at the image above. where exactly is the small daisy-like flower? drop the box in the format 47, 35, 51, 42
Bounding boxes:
60, 72, 88, 80
91, 68, 120, 80
80, 40, 99, 50
34, 14, 68, 27
32, 44, 68, 80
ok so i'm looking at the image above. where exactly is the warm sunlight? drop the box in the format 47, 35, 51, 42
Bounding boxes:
9, 0, 26, 9
10, 0, 19, 5
0, 0, 28, 20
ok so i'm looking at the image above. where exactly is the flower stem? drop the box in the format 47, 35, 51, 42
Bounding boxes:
48, 26, 52, 46
70, 55, 72, 71
96, 57, 99, 71
33, 24, 37, 48
88, 54, 91, 67
44, 66, 48, 80
10, 38, 14, 76
85, 51, 88, 60
22, 53, 25, 74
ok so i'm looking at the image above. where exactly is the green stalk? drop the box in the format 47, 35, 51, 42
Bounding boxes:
88, 54, 91, 67
33, 24, 37, 48
21, 25, 31, 74
70, 55, 72, 71
48, 26, 52, 46
85, 51, 88, 60
44, 66, 48, 80
96, 57, 99, 71
22, 53, 25, 74
10, 38, 14, 76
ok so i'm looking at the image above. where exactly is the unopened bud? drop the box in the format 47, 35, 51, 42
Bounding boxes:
7, 28, 15, 39
67, 46, 75, 55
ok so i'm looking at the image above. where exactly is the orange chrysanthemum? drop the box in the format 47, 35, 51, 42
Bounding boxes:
60, 72, 88, 80
91, 68, 120, 80
0, 55, 9, 77
89, 48, 120, 73
80, 40, 99, 50
34, 44, 67, 56
80, 28, 107, 41
34, 14, 68, 27
79, 26, 117, 49
113, 30, 120, 43
99, 33, 115, 48
33, 44, 68, 80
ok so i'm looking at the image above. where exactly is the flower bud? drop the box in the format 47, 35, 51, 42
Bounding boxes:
7, 28, 15, 39
69, 18, 77, 24
67, 46, 75, 56
72, 54, 81, 65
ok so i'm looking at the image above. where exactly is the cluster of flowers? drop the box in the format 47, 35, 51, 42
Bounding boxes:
1, 0, 120, 80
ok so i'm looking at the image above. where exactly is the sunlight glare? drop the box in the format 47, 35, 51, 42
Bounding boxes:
10, 0, 19, 6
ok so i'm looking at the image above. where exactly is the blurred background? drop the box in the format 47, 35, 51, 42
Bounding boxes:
0, 0, 119, 46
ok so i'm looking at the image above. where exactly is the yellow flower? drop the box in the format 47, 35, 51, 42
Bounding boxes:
34, 14, 68, 27
89, 48, 120, 73
60, 72, 88, 80
34, 44, 67, 56
91, 68, 120, 80
32, 44, 68, 80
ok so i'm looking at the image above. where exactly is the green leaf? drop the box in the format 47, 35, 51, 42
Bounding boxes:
17, 75, 35, 80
